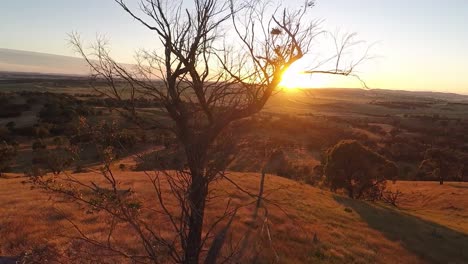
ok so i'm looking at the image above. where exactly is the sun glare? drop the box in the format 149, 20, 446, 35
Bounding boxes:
280, 67, 367, 90
279, 69, 305, 89
279, 67, 326, 89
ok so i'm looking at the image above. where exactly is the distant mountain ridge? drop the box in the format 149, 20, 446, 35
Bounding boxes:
0, 48, 90, 75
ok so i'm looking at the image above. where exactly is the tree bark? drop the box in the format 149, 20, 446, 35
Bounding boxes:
347, 176, 354, 199
347, 186, 354, 199
185, 169, 207, 264
183, 139, 210, 264
436, 169, 443, 185
253, 170, 266, 219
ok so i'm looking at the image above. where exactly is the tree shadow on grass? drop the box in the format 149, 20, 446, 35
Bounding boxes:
334, 196, 468, 264
0, 257, 17, 264
447, 183, 468, 189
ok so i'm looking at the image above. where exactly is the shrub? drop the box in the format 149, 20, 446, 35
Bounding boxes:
38, 94, 92, 127
264, 150, 292, 177
74, 164, 85, 173
0, 127, 11, 142
17, 244, 60, 264
0, 103, 30, 118
33, 124, 51, 138
32, 140, 47, 151
11, 126, 35, 137
304, 165, 324, 186
382, 190, 403, 207
33, 145, 78, 175
6, 121, 16, 131
34, 149, 73, 175
78, 120, 139, 153
25, 166, 47, 178
0, 141, 18, 176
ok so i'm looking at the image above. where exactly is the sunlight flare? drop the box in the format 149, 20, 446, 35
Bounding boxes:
279, 67, 327, 89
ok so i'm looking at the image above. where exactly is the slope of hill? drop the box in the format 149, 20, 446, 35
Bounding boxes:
0, 172, 466, 263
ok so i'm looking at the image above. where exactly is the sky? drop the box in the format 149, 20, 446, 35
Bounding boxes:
0, 0, 467, 94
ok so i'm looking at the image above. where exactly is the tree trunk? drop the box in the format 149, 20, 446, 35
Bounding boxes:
435, 167, 443, 185
183, 137, 210, 264
438, 171, 443, 185
253, 170, 266, 219
346, 175, 354, 199
185, 170, 207, 264
347, 186, 354, 199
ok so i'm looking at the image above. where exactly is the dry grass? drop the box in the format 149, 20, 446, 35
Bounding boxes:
0, 172, 467, 263
390, 181, 468, 234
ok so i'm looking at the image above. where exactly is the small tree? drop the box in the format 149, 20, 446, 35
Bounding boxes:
33, 124, 51, 138
0, 141, 17, 177
39, 148, 77, 175
33, 141, 78, 175
32, 140, 47, 151
323, 140, 397, 199
458, 161, 468, 182
419, 148, 457, 185
0, 127, 11, 142
6, 121, 16, 131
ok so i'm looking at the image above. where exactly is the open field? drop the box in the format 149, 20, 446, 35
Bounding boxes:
0, 172, 467, 263
2, 80, 468, 180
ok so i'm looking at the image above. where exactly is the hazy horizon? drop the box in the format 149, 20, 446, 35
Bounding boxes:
2, 47, 468, 97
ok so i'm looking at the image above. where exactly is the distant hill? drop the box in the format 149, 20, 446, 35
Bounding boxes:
0, 48, 90, 75
297, 88, 468, 103
0, 48, 467, 101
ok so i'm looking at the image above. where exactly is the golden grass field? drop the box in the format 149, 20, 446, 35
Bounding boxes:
1, 171, 467, 263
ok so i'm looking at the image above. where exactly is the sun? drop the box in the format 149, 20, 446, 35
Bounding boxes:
279, 69, 305, 89
279, 67, 322, 90
279, 67, 334, 90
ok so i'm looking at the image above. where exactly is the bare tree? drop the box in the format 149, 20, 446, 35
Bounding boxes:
33, 0, 367, 263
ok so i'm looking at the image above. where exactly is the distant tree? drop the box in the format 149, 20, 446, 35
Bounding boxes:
313, 164, 324, 177
419, 148, 458, 185
457, 157, 468, 182
6, 121, 16, 131
33, 124, 51, 138
46, 148, 77, 175
32, 140, 78, 175
389, 127, 400, 139
0, 141, 17, 177
32, 140, 47, 151
265, 149, 291, 177
324, 140, 398, 199
0, 127, 10, 142
78, 120, 138, 156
